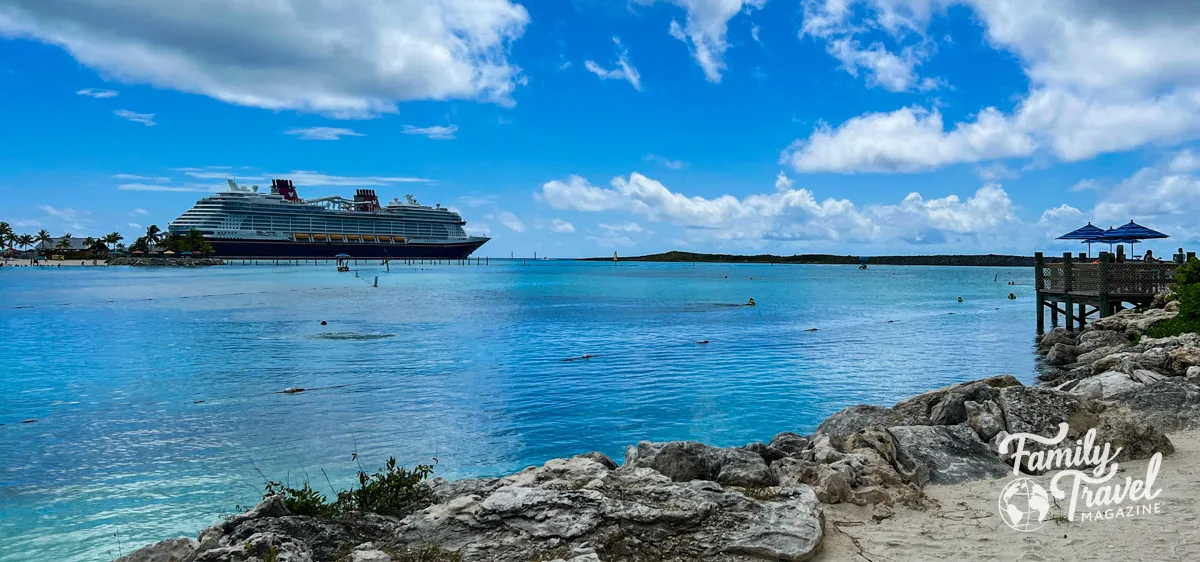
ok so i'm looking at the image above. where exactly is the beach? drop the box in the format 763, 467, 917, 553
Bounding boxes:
819, 430, 1200, 561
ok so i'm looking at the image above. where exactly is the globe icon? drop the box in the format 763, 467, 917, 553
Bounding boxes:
998, 478, 1051, 532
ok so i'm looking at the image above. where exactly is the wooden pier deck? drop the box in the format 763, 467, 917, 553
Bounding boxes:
1035, 249, 1193, 334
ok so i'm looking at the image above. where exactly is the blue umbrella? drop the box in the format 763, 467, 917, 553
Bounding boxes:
335, 253, 350, 258
1057, 222, 1107, 256
1098, 221, 1169, 257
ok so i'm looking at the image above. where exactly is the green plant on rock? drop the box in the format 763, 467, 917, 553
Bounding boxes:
258, 458, 435, 520
333, 457, 436, 518
263, 480, 337, 518
1147, 257, 1200, 338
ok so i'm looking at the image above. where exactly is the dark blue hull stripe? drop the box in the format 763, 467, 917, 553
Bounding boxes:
208, 239, 489, 259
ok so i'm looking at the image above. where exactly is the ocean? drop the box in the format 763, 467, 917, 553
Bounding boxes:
0, 260, 1036, 561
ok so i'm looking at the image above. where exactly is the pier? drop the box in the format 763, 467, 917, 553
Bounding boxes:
1035, 248, 1194, 334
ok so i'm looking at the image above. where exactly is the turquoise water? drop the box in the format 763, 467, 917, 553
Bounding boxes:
0, 261, 1035, 561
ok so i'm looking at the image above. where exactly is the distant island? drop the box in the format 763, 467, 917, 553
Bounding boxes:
581, 250, 1044, 267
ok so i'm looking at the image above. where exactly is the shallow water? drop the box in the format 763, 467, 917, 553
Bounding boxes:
0, 260, 1036, 561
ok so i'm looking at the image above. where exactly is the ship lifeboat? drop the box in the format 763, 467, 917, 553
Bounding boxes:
361, 235, 375, 242
392, 236, 406, 243
330, 233, 345, 241
347, 234, 360, 241
294, 233, 310, 240
313, 233, 328, 241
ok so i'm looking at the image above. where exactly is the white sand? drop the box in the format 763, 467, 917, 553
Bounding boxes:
817, 430, 1200, 561
1, 258, 107, 267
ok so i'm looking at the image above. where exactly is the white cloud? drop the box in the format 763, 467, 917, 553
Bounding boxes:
118, 183, 216, 193
488, 211, 525, 232
0, 0, 530, 117
402, 125, 458, 140
584, 37, 642, 91
112, 174, 170, 182
1069, 179, 1098, 192
800, 0, 940, 93
128, 222, 143, 230
549, 218, 575, 233
115, 109, 155, 126
750, 24, 762, 46
644, 154, 685, 169
600, 221, 645, 232
652, 0, 764, 83
131, 208, 149, 216
465, 223, 492, 236
39, 205, 89, 229
175, 169, 431, 186
1037, 203, 1082, 226
76, 87, 117, 98
1169, 149, 1200, 173
785, 1, 1200, 173
588, 232, 636, 248
285, 127, 364, 141
976, 162, 1017, 181
782, 106, 1034, 173
540, 171, 1017, 246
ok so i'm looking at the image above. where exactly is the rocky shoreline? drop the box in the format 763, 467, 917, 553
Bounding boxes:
121, 300, 1200, 562
108, 257, 225, 266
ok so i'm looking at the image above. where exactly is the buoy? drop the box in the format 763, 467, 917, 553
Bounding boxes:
957, 297, 963, 302
696, 340, 710, 344
283, 387, 306, 394
1008, 293, 1017, 300
747, 298, 757, 306
804, 328, 819, 332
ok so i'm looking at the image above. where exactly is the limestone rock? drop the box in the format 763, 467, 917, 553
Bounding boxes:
1075, 344, 1129, 366
767, 432, 810, 456
1045, 343, 1079, 366
1189, 366, 1200, 380
1092, 308, 1177, 334
964, 399, 1005, 441
1038, 328, 1076, 352
621, 441, 775, 488
814, 405, 923, 448
887, 425, 1011, 484
1167, 347, 1200, 376
1165, 300, 1181, 312
721, 489, 824, 562
1076, 330, 1130, 354
115, 537, 197, 562
1069, 371, 1144, 400
1106, 378, 1200, 433
1131, 369, 1168, 385
889, 375, 1020, 425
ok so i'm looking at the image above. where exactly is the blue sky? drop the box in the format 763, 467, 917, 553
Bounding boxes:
2, 0, 1199, 258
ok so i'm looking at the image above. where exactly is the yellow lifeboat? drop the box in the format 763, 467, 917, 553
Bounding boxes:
361, 235, 375, 242
293, 233, 310, 240
313, 233, 328, 241
330, 233, 345, 241
347, 234, 360, 241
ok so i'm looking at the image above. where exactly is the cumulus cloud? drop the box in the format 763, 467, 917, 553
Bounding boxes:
600, 221, 645, 232
800, 0, 941, 93
584, 37, 642, 91
1069, 179, 1098, 192
115, 109, 155, 126
783, 106, 1034, 173
488, 211, 525, 232
652, 0, 764, 83
285, 127, 365, 141
786, 1, 1200, 173
118, 183, 216, 193
0, 0, 530, 117
549, 218, 575, 233
39, 205, 89, 230
76, 87, 117, 98
644, 154, 685, 169
402, 125, 458, 140
540, 171, 1018, 246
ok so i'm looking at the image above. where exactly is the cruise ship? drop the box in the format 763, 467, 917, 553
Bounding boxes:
168, 179, 490, 259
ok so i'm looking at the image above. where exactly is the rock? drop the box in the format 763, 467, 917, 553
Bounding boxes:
1189, 366, 1200, 380
1167, 347, 1200, 376
1045, 343, 1079, 366
1152, 290, 1173, 309
621, 441, 775, 487
1076, 330, 1130, 354
887, 425, 1011, 484
721, 489, 824, 562
395, 455, 826, 561
1090, 351, 1140, 375
742, 441, 788, 464
191, 531, 313, 562
1038, 328, 1076, 352
346, 544, 392, 562
426, 477, 501, 503
928, 382, 997, 425
889, 375, 1021, 425
772, 429, 923, 506
115, 537, 197, 562
1132, 333, 1200, 352
814, 405, 922, 448
1106, 378, 1200, 433
964, 399, 1005, 441
1165, 300, 1181, 312
767, 432, 810, 456
1068, 371, 1144, 400
198, 495, 290, 546
198, 513, 399, 561
997, 386, 1172, 472
1092, 308, 1177, 334
1131, 369, 1168, 385
1075, 344, 1128, 366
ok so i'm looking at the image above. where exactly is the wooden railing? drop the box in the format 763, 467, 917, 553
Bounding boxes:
1037, 260, 1177, 296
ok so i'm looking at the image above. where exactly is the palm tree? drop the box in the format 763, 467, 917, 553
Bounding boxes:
56, 233, 73, 252
35, 229, 52, 252
145, 225, 163, 247
104, 232, 123, 248
16, 234, 34, 251
0, 222, 13, 250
